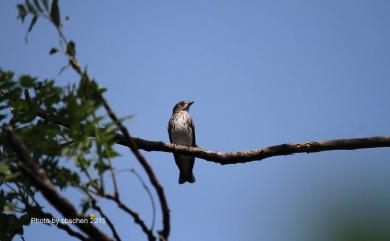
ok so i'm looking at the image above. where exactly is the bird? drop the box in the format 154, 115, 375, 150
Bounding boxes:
168, 100, 196, 184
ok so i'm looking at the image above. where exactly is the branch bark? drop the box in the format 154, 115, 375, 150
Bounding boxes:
120, 135, 390, 165
34, 210, 89, 241
90, 198, 121, 241
28, 98, 390, 165
4, 125, 113, 241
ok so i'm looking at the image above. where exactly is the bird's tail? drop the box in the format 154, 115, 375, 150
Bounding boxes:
178, 171, 195, 184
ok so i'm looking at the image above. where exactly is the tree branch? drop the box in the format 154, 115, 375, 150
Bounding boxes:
129, 169, 156, 231
4, 125, 113, 241
32, 210, 89, 241
125, 135, 390, 164
26, 96, 390, 164
101, 98, 170, 240
20, 184, 89, 241
90, 190, 156, 241
89, 198, 121, 241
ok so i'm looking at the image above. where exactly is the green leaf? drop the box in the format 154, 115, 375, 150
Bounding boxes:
75, 157, 91, 169
28, 15, 38, 32
81, 199, 90, 215
87, 179, 99, 189
49, 47, 58, 55
4, 172, 21, 182
102, 146, 120, 158
50, 0, 60, 27
66, 41, 76, 57
19, 75, 36, 88
17, 4, 27, 23
0, 164, 11, 176
3, 203, 15, 212
95, 161, 110, 174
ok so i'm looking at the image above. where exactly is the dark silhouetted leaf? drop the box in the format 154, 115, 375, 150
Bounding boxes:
66, 41, 76, 57
50, 0, 60, 27
0, 213, 25, 241
49, 48, 58, 55
69, 58, 81, 73
81, 199, 90, 215
19, 75, 36, 87
28, 15, 38, 32
17, 4, 27, 23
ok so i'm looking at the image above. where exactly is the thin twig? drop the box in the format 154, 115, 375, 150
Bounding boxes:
94, 120, 105, 194
101, 98, 170, 240
26, 205, 89, 241
89, 190, 156, 241
88, 195, 122, 241
117, 168, 156, 231
23, 185, 85, 240
108, 156, 119, 198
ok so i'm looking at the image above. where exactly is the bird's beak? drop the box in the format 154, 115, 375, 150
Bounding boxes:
188, 101, 194, 106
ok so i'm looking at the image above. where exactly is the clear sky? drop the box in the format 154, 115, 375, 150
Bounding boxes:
1, 0, 390, 241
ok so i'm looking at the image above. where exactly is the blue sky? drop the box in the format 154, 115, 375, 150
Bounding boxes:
1, 0, 390, 240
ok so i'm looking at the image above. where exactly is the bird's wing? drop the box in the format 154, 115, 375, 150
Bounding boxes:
188, 116, 196, 173
168, 115, 183, 171
168, 116, 173, 143
189, 117, 196, 146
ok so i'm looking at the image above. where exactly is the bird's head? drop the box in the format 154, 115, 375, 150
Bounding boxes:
172, 100, 194, 114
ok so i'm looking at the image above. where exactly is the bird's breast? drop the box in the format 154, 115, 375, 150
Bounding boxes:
171, 112, 193, 146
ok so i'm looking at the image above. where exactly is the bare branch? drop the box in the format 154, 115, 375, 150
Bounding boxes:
4, 125, 113, 241
90, 190, 156, 241
117, 168, 157, 231
16, 183, 88, 241
56, 221, 89, 241
31, 210, 89, 241
89, 198, 122, 241
101, 99, 170, 240
56, 221, 90, 241
130, 169, 156, 231
108, 157, 119, 198
124, 135, 390, 165
26, 94, 390, 165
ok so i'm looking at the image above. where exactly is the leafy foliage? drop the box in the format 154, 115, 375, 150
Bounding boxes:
0, 63, 121, 238
1, 1, 157, 240
50, 0, 60, 27
0, 45, 119, 240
